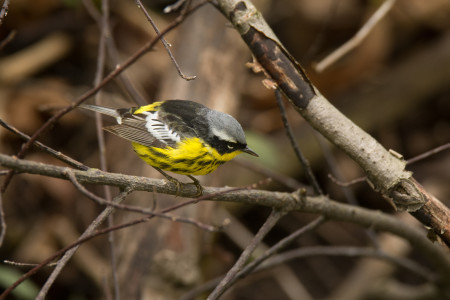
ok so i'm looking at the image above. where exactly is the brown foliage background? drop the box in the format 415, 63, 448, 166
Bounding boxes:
0, 0, 449, 299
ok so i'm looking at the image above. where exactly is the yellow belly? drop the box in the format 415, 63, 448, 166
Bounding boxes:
131, 138, 241, 175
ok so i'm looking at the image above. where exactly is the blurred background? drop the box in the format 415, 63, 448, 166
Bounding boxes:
0, 0, 449, 299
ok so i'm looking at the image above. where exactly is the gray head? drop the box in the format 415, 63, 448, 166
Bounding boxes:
207, 110, 246, 143
205, 109, 258, 156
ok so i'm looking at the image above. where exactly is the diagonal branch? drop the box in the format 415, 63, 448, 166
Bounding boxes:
314, 0, 396, 72
213, 0, 450, 246
207, 209, 286, 299
274, 89, 322, 195
0, 0, 10, 26
135, 0, 197, 80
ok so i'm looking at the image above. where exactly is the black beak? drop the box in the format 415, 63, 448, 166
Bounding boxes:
242, 146, 258, 157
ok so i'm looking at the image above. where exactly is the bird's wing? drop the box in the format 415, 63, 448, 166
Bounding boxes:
104, 110, 197, 149
104, 124, 166, 149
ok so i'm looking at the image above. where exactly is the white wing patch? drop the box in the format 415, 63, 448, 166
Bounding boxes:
142, 111, 181, 144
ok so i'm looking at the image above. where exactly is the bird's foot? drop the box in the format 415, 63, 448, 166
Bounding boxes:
188, 175, 203, 197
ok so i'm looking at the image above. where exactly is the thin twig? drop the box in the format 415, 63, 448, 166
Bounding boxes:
234, 217, 326, 279
34, 187, 133, 300
0, 192, 5, 247
406, 142, 450, 165
82, 0, 147, 105
0, 0, 207, 192
316, 133, 380, 247
181, 242, 436, 300
93, 0, 120, 298
0, 118, 89, 170
235, 158, 305, 190
183, 216, 323, 300
265, 246, 436, 282
65, 169, 219, 231
316, 133, 359, 205
207, 209, 286, 300
135, 0, 196, 81
0, 0, 10, 26
0, 30, 15, 50
274, 89, 323, 195
82, 0, 101, 20
328, 173, 366, 187
314, 0, 396, 72
328, 142, 450, 187
3, 260, 57, 268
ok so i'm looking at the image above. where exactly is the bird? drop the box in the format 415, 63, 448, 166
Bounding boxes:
80, 100, 258, 196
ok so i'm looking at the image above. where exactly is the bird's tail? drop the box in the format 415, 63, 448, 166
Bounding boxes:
78, 104, 120, 118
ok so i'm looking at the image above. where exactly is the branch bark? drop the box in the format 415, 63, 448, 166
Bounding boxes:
1, 154, 449, 283
214, 0, 450, 246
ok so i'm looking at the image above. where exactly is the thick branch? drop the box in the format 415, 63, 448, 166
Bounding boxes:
1, 154, 449, 282
214, 0, 450, 245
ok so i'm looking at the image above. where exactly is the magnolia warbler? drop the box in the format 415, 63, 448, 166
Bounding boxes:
80, 100, 258, 195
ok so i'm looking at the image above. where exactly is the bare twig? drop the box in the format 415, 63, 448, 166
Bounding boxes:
135, 0, 196, 80
407, 142, 450, 165
223, 216, 326, 291
317, 132, 381, 248
180, 246, 436, 300
92, 0, 120, 298
82, 0, 147, 105
266, 246, 436, 282
329, 142, 450, 187
0, 30, 15, 50
65, 169, 219, 231
82, 0, 101, 20
35, 187, 133, 300
235, 158, 305, 190
314, 0, 396, 72
0, 192, 5, 247
275, 89, 322, 194
328, 173, 366, 187
0, 0, 10, 26
186, 213, 319, 299
4, 260, 56, 268
0, 118, 88, 170
207, 209, 286, 299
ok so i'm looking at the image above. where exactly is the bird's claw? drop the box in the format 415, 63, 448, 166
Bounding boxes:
188, 175, 203, 197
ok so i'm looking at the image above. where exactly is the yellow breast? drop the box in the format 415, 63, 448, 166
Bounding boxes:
131, 138, 242, 175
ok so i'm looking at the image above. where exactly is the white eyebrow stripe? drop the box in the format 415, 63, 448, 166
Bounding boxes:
142, 111, 181, 144
211, 127, 236, 143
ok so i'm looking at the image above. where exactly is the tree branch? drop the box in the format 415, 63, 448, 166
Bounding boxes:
1, 154, 449, 283
208, 209, 286, 299
213, 0, 450, 246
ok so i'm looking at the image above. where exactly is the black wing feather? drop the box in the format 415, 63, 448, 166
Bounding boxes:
104, 124, 167, 148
